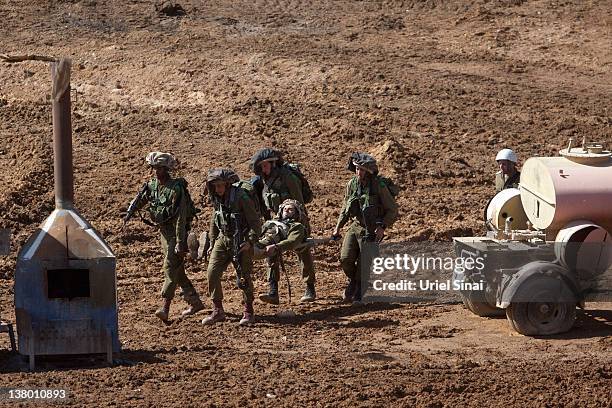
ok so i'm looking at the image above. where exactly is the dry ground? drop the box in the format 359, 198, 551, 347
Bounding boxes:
0, 0, 610, 406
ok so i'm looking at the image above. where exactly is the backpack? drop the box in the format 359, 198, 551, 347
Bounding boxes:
232, 179, 263, 219
376, 175, 399, 198
283, 163, 314, 204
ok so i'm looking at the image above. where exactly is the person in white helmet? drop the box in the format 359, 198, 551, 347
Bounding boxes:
495, 148, 520, 193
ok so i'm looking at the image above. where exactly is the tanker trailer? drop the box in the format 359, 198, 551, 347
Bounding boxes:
453, 140, 612, 335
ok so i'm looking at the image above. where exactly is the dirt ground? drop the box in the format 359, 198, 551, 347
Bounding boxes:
0, 0, 610, 406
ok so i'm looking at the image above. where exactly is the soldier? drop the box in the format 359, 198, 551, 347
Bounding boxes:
256, 199, 309, 304
495, 148, 520, 192
202, 169, 262, 326
250, 148, 316, 303
128, 152, 204, 322
332, 153, 398, 304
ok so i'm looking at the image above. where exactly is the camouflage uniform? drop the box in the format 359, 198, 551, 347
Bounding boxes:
335, 153, 398, 302
133, 177, 201, 303
261, 166, 305, 216
256, 219, 309, 276
252, 148, 316, 301
257, 218, 307, 251
207, 182, 262, 305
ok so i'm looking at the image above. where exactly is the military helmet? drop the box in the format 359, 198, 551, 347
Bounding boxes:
205, 168, 239, 200
347, 152, 378, 175
496, 148, 518, 164
277, 199, 305, 222
146, 151, 178, 170
206, 168, 240, 184
250, 148, 284, 175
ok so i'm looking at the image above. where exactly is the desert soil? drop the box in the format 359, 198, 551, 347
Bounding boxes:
0, 0, 610, 406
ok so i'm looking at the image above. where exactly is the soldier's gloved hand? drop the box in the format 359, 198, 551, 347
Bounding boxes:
265, 244, 277, 256
375, 227, 385, 243
239, 241, 252, 253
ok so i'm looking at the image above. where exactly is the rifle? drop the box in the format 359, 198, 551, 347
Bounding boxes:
231, 213, 248, 290
122, 183, 153, 230
361, 205, 379, 243
250, 175, 270, 221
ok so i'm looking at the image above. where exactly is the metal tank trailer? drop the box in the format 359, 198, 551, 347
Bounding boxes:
452, 140, 612, 335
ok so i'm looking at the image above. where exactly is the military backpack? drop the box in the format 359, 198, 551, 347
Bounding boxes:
283, 163, 314, 204
376, 175, 399, 197
231, 179, 263, 219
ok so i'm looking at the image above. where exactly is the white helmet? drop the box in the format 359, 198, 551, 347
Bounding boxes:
495, 148, 518, 164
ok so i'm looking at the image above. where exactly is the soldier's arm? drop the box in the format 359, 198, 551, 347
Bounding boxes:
276, 223, 306, 252
335, 179, 353, 230
240, 193, 262, 244
379, 181, 399, 229
209, 208, 219, 242
130, 181, 153, 212
174, 185, 188, 247
283, 170, 304, 203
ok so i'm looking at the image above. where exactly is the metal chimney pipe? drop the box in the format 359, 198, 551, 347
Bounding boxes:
51, 58, 74, 210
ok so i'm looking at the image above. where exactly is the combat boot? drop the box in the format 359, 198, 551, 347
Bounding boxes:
300, 283, 316, 303
181, 289, 205, 317
343, 279, 356, 303
155, 299, 172, 322
352, 281, 364, 305
201, 300, 226, 325
181, 297, 205, 317
239, 303, 255, 326
258, 279, 279, 305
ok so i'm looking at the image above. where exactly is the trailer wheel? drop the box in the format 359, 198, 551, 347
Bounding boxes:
460, 290, 504, 317
506, 276, 576, 335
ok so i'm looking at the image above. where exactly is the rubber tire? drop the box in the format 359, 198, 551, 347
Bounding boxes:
460, 290, 504, 317
506, 276, 576, 336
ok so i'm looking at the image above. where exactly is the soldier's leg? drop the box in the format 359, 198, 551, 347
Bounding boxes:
160, 229, 179, 300
155, 230, 175, 322
161, 228, 201, 305
162, 231, 198, 299
357, 237, 380, 273
202, 237, 231, 325
340, 224, 361, 281
298, 248, 316, 302
207, 238, 232, 301
238, 247, 255, 305
298, 248, 315, 285
340, 223, 362, 302
259, 255, 280, 304
238, 247, 256, 325
174, 233, 204, 315
354, 232, 379, 304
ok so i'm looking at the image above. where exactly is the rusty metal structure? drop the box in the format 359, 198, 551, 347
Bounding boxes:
14, 59, 119, 369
